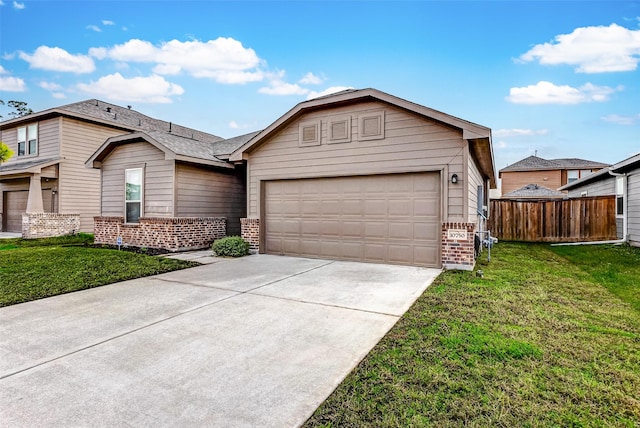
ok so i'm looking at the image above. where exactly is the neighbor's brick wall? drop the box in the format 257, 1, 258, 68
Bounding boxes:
22, 213, 80, 239
94, 216, 226, 251
241, 218, 260, 251
441, 222, 476, 271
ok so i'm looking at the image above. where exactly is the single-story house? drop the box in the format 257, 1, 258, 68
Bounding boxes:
230, 88, 496, 270
559, 152, 640, 246
501, 183, 566, 199
86, 130, 255, 251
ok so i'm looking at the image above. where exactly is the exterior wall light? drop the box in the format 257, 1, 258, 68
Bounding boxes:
451, 174, 459, 184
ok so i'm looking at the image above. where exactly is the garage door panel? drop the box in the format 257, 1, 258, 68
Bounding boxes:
342, 221, 363, 237
364, 200, 387, 216
4, 189, 53, 233
364, 244, 386, 262
342, 200, 363, 216
389, 199, 412, 216
321, 220, 341, 236
321, 200, 340, 216
388, 222, 412, 240
264, 172, 441, 267
414, 223, 439, 240
364, 221, 387, 239
300, 220, 320, 236
388, 245, 412, 264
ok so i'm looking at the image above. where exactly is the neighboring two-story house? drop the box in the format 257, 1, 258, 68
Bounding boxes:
0, 100, 225, 236
499, 155, 609, 198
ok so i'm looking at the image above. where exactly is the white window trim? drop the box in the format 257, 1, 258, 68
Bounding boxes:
17, 123, 38, 157
125, 167, 144, 224
615, 176, 625, 218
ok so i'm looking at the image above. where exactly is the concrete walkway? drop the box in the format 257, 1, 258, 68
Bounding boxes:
0, 232, 21, 239
0, 255, 440, 427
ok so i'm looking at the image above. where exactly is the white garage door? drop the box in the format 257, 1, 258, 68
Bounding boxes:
264, 172, 441, 267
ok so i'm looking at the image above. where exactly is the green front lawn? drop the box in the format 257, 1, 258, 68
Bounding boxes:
0, 234, 198, 307
305, 242, 640, 427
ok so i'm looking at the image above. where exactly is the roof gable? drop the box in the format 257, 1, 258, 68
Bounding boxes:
502, 183, 566, 199
559, 152, 640, 190
229, 88, 496, 186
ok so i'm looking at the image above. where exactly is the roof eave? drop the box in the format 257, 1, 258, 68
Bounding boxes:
174, 154, 234, 169
229, 88, 493, 164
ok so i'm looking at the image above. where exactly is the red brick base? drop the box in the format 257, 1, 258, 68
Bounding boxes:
94, 216, 226, 252
441, 222, 476, 271
241, 218, 260, 251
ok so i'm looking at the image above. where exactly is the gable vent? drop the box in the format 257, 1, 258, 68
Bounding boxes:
302, 125, 317, 142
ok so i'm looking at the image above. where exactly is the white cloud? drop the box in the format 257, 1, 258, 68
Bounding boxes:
19, 46, 95, 73
0, 1, 5, 6
519, 23, 640, 73
0, 65, 6, 74
102, 20, 115, 26
87, 25, 102, 33
52, 92, 67, 99
259, 80, 308, 96
77, 73, 184, 103
0, 76, 26, 91
95, 37, 264, 84
13, 1, 24, 10
39, 81, 63, 91
506, 81, 621, 105
299, 72, 323, 85
493, 128, 549, 138
228, 121, 239, 129
306, 86, 354, 100
495, 141, 508, 149
601, 113, 640, 125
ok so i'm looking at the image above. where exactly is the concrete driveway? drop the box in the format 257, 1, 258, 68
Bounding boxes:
0, 254, 440, 427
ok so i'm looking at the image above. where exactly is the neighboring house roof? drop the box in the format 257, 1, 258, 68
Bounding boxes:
502, 183, 566, 199
0, 99, 223, 144
0, 156, 61, 176
559, 152, 640, 191
229, 88, 497, 187
500, 155, 609, 175
86, 130, 258, 169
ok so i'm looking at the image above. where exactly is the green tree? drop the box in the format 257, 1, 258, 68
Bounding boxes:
0, 141, 14, 164
0, 99, 33, 119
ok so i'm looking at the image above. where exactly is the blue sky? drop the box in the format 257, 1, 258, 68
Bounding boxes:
1, 0, 639, 179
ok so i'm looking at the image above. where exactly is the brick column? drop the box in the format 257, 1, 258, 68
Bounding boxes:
441, 222, 476, 271
241, 218, 260, 251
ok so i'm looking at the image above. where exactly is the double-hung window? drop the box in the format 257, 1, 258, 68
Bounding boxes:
17, 124, 38, 156
125, 168, 143, 223
616, 176, 624, 217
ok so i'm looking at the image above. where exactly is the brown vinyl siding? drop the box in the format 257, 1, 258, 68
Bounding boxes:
628, 172, 640, 245
100, 142, 174, 218
58, 118, 126, 231
175, 163, 246, 235
0, 118, 60, 163
501, 170, 563, 195
247, 101, 465, 221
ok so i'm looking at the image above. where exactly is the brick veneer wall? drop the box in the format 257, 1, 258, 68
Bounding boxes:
241, 218, 260, 251
441, 222, 476, 271
22, 213, 80, 239
94, 216, 226, 252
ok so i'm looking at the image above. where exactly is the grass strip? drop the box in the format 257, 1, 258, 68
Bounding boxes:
0, 234, 198, 307
304, 242, 640, 427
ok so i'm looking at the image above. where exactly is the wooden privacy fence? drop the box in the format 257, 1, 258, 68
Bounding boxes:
488, 196, 617, 242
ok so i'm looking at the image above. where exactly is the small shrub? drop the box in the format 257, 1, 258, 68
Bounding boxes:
212, 236, 250, 257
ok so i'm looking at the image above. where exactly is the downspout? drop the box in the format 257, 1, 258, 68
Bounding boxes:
608, 170, 628, 242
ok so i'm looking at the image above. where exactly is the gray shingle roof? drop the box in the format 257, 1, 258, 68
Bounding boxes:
0, 156, 60, 174
500, 155, 609, 172
502, 183, 566, 199
213, 131, 261, 156
57, 99, 223, 143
